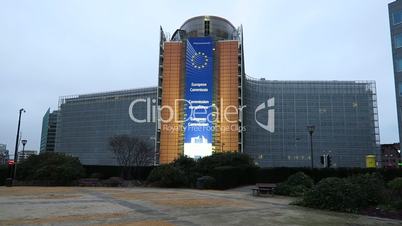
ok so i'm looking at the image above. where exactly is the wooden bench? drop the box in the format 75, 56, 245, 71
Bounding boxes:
252, 183, 277, 197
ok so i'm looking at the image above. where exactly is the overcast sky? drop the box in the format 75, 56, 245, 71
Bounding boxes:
0, 0, 398, 154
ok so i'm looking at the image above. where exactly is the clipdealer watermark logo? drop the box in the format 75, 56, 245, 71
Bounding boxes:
128, 97, 275, 133
254, 97, 275, 133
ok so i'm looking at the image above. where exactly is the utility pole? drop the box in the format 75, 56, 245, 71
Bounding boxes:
307, 125, 315, 169
12, 108, 25, 180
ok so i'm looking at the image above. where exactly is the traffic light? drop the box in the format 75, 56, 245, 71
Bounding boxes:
320, 155, 325, 165
326, 155, 332, 168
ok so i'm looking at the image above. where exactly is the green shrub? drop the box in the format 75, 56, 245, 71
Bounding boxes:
83, 165, 153, 180
173, 155, 197, 171
387, 177, 402, 210
256, 167, 402, 184
196, 176, 216, 189
209, 165, 258, 190
211, 166, 240, 189
275, 172, 314, 196
347, 173, 384, 205
241, 165, 259, 185
147, 152, 257, 189
196, 152, 257, 189
172, 155, 199, 186
0, 165, 8, 186
286, 172, 314, 187
300, 177, 356, 212
147, 164, 186, 188
16, 152, 85, 185
388, 177, 402, 193
300, 173, 384, 212
197, 152, 255, 175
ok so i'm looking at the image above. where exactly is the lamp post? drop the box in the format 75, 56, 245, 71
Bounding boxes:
307, 125, 315, 169
149, 136, 156, 165
21, 139, 27, 161
12, 108, 25, 180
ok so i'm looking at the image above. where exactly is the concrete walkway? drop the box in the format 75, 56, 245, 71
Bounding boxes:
0, 186, 400, 226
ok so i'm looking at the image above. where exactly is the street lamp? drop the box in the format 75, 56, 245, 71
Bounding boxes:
21, 139, 27, 161
307, 125, 315, 169
149, 136, 156, 165
12, 108, 25, 180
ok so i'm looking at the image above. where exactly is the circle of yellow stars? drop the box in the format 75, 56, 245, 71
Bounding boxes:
191, 51, 208, 69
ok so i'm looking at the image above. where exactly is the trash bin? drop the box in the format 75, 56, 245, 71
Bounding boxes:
366, 155, 376, 168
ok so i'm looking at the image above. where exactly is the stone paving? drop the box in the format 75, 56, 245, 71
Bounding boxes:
0, 186, 401, 226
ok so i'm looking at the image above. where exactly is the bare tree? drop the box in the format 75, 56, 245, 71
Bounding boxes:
109, 135, 153, 179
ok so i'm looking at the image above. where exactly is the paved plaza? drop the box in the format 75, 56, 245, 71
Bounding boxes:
0, 186, 401, 226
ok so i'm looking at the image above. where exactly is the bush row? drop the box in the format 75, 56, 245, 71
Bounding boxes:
275, 171, 402, 212
2, 151, 402, 190
211, 165, 258, 189
274, 172, 314, 197
257, 167, 402, 183
16, 152, 85, 185
298, 173, 385, 212
83, 165, 153, 180
386, 177, 402, 210
147, 154, 402, 191
147, 152, 258, 189
0, 153, 154, 186
0, 165, 8, 186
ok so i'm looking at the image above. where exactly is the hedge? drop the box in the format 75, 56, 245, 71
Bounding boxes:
147, 164, 186, 187
211, 165, 258, 189
256, 167, 402, 183
0, 165, 8, 186
16, 152, 85, 185
299, 173, 385, 212
275, 172, 314, 196
211, 166, 241, 189
83, 165, 154, 180
147, 153, 258, 189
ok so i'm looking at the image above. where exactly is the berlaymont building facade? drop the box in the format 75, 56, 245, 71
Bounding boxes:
41, 16, 380, 168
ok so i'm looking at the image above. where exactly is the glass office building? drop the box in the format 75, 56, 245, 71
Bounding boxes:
389, 0, 402, 145
50, 16, 380, 168
0, 144, 9, 165
244, 78, 379, 167
54, 88, 157, 166
40, 108, 58, 153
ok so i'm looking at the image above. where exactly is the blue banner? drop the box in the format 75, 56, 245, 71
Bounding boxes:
184, 37, 214, 158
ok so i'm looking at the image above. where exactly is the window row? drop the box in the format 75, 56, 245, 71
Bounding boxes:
392, 10, 402, 25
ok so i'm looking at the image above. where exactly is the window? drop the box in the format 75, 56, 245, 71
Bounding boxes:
395, 34, 402, 48
399, 83, 402, 96
204, 20, 210, 36
393, 11, 402, 25
397, 58, 402, 72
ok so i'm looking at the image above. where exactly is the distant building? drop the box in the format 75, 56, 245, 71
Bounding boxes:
54, 88, 157, 166
389, 0, 402, 144
18, 150, 37, 161
381, 143, 401, 168
0, 144, 9, 165
40, 109, 58, 152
